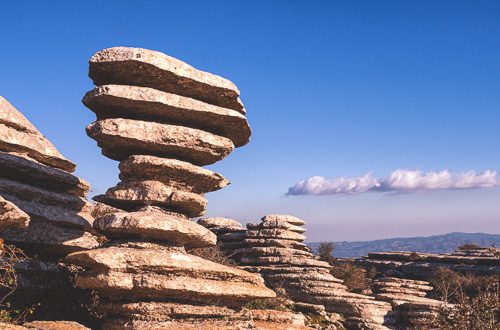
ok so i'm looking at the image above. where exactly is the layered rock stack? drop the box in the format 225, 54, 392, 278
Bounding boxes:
372, 277, 446, 328
0, 97, 98, 255
0, 96, 99, 324
197, 217, 247, 252
217, 215, 394, 330
66, 47, 278, 329
356, 249, 500, 278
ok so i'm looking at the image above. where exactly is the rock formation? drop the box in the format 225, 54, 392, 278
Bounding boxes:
356, 248, 500, 279
65, 47, 279, 329
0, 97, 100, 324
371, 277, 446, 328
203, 214, 394, 329
0, 96, 98, 255
197, 217, 247, 252
0, 321, 90, 330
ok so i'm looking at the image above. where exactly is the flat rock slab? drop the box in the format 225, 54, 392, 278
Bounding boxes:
0, 97, 75, 172
197, 217, 244, 229
0, 195, 30, 230
238, 255, 331, 268
261, 214, 306, 226
242, 238, 311, 251
84, 85, 250, 147
88, 47, 245, 113
100, 301, 239, 321
119, 155, 229, 194
86, 118, 234, 166
234, 247, 313, 257
0, 152, 89, 196
247, 220, 305, 233
94, 180, 207, 217
0, 178, 93, 229
2, 220, 99, 255
245, 229, 306, 242
23, 321, 91, 330
75, 270, 275, 305
67, 247, 276, 304
66, 246, 266, 284
101, 318, 254, 330
94, 208, 216, 248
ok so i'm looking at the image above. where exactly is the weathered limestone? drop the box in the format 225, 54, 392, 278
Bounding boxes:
0, 195, 29, 230
0, 96, 75, 172
68, 47, 279, 329
356, 249, 500, 278
87, 118, 234, 165
371, 277, 447, 328
83, 85, 250, 147
88, 47, 245, 113
0, 97, 96, 253
93, 180, 207, 217
197, 217, 247, 251
119, 155, 229, 193
0, 321, 90, 330
201, 215, 395, 329
0, 97, 99, 327
93, 208, 216, 248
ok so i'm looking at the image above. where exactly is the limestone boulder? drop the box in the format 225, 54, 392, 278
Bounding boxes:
0, 152, 89, 196
88, 47, 245, 113
262, 214, 306, 226
94, 180, 207, 217
0, 178, 93, 229
83, 85, 250, 147
119, 155, 229, 193
2, 221, 99, 255
0, 97, 75, 172
86, 118, 234, 165
0, 195, 30, 230
94, 208, 216, 248
246, 229, 306, 241
247, 220, 306, 233
197, 217, 244, 229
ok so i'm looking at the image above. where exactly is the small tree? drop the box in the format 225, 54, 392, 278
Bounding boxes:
316, 242, 335, 264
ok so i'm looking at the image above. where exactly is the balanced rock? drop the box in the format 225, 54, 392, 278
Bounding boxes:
68, 46, 278, 329
88, 47, 245, 113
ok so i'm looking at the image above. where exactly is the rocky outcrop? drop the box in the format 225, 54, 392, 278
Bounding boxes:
203, 215, 394, 329
66, 47, 280, 329
371, 277, 447, 328
0, 97, 99, 326
356, 249, 500, 279
0, 97, 98, 255
197, 217, 247, 251
0, 321, 90, 330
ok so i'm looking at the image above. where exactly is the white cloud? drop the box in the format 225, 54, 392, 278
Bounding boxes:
287, 169, 500, 195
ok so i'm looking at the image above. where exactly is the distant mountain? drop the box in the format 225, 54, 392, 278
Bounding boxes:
308, 232, 500, 258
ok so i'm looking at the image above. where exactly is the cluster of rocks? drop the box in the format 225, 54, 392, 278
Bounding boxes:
64, 47, 287, 329
371, 277, 445, 328
356, 248, 500, 279
201, 215, 395, 330
0, 98, 97, 328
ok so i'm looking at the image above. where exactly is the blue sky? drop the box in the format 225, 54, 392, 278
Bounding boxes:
1, 1, 499, 241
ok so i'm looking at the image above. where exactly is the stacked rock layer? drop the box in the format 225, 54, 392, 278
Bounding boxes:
66, 47, 276, 329
372, 277, 446, 328
0, 97, 98, 255
202, 215, 394, 330
356, 249, 500, 278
